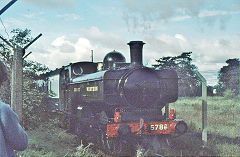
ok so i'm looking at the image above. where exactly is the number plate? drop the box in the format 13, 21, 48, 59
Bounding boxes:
150, 124, 168, 131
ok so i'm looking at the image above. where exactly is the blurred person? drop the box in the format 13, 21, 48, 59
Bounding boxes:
0, 60, 28, 157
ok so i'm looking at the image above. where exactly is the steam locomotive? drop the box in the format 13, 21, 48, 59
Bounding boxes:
46, 41, 187, 155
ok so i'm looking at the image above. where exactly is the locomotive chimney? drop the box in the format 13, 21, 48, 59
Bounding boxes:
128, 41, 145, 66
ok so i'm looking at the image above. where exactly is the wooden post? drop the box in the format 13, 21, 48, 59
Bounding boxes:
201, 80, 207, 145
237, 63, 240, 138
0, 2, 42, 123
238, 62, 240, 100
196, 71, 207, 145
11, 47, 23, 121
1, 34, 42, 124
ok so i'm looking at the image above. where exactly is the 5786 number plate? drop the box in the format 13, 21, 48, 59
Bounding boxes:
150, 124, 168, 131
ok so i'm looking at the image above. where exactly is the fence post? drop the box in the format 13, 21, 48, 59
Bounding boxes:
11, 47, 23, 121
196, 71, 207, 145
238, 63, 240, 138
238, 62, 240, 100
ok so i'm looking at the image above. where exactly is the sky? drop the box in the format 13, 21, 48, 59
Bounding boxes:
0, 0, 240, 86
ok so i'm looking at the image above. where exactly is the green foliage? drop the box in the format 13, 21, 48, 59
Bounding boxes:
24, 60, 49, 78
217, 58, 239, 96
0, 28, 33, 65
22, 60, 50, 129
154, 52, 201, 97
0, 28, 50, 129
223, 89, 235, 99
9, 28, 32, 48
0, 79, 11, 104
0, 43, 12, 65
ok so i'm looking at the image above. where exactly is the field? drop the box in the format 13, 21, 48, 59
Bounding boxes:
172, 96, 240, 156
17, 96, 240, 156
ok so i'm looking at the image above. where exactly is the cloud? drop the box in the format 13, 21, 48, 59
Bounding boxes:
22, 12, 45, 19
139, 33, 240, 85
57, 13, 82, 21
170, 10, 240, 23
122, 0, 206, 30
195, 37, 240, 63
3, 17, 27, 29
28, 27, 128, 69
22, 13, 36, 19
122, 0, 240, 31
78, 27, 126, 49
28, 26, 240, 86
144, 33, 240, 65
143, 33, 192, 58
22, 0, 75, 9
28, 37, 91, 69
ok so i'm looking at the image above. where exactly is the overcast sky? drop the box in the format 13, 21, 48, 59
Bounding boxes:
0, 0, 240, 86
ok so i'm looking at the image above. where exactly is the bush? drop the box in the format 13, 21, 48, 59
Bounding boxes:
22, 78, 49, 129
22, 61, 50, 129
223, 89, 235, 99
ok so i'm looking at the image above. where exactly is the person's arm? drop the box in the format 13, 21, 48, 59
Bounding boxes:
0, 104, 28, 151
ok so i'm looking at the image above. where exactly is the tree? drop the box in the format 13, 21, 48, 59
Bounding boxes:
217, 58, 239, 96
0, 28, 49, 129
154, 52, 201, 97
0, 29, 32, 65
22, 60, 49, 129
10, 29, 32, 48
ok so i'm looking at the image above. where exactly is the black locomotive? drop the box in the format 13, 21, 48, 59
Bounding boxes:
51, 41, 187, 155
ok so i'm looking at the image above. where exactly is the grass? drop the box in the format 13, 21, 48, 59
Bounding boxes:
17, 96, 240, 156
16, 119, 104, 157
171, 96, 240, 156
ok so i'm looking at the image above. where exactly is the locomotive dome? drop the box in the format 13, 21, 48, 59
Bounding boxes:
103, 50, 126, 70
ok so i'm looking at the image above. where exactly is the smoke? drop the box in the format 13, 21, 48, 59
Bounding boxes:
22, 0, 75, 9
122, 0, 240, 31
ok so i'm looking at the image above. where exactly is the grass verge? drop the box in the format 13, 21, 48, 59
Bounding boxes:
16, 119, 104, 157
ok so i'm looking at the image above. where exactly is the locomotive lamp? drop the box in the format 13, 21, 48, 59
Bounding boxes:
114, 108, 122, 123
169, 109, 176, 120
